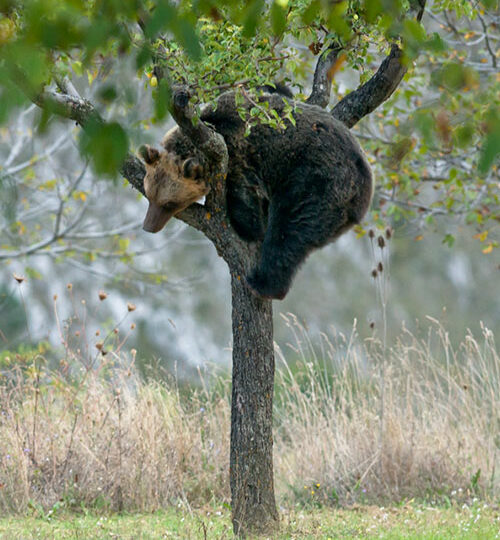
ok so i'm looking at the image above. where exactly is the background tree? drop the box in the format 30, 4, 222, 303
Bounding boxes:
1, 0, 498, 535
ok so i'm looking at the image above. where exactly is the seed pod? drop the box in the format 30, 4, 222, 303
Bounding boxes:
378, 236, 386, 249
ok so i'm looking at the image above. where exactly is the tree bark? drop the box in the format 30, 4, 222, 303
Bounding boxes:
306, 44, 342, 108
229, 265, 278, 537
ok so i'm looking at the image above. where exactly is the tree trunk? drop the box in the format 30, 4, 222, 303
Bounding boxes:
229, 267, 279, 536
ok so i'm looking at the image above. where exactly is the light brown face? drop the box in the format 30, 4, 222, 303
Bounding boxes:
139, 145, 209, 233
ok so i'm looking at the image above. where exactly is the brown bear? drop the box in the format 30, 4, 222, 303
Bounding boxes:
140, 134, 209, 233
139, 89, 373, 300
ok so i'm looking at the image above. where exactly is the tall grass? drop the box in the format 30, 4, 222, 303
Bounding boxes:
0, 301, 498, 514
273, 315, 499, 505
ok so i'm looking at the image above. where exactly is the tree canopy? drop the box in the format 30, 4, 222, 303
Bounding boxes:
1, 0, 498, 257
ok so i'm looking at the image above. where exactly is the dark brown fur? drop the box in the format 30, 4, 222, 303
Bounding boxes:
140, 90, 373, 299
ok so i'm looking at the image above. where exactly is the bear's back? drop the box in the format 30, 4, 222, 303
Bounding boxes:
202, 92, 372, 204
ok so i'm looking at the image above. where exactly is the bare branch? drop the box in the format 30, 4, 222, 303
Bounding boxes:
332, 0, 427, 128
331, 44, 407, 128
120, 155, 146, 196
477, 9, 497, 69
11, 75, 234, 248
54, 75, 82, 99
12, 66, 102, 128
5, 133, 72, 175
306, 44, 343, 108
65, 220, 143, 240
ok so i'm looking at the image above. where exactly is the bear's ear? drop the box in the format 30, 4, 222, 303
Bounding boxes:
139, 145, 160, 165
182, 157, 204, 181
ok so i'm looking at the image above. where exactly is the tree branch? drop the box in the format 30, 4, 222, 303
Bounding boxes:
476, 9, 497, 69
170, 87, 228, 170
331, 43, 407, 128
306, 44, 343, 108
120, 154, 146, 196
12, 75, 236, 251
331, 0, 427, 128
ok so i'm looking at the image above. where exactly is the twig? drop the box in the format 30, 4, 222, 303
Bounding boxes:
476, 10, 497, 69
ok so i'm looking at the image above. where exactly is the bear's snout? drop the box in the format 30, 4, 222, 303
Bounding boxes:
143, 201, 178, 233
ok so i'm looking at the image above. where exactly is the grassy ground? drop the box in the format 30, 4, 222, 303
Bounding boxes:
0, 503, 498, 539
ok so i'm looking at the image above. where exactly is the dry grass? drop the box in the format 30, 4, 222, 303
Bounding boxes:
0, 303, 498, 515
273, 315, 499, 506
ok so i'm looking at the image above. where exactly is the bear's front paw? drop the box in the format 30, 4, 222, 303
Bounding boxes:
245, 271, 288, 301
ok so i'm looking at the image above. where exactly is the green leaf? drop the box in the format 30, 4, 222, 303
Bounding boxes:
431, 63, 478, 91
362, 0, 383, 23
301, 0, 321, 25
426, 32, 447, 53
478, 109, 500, 173
24, 267, 42, 280
144, 2, 176, 39
153, 78, 171, 121
271, 1, 287, 36
403, 20, 427, 44
242, 0, 265, 38
136, 43, 152, 69
79, 120, 129, 176
442, 233, 455, 248
454, 124, 474, 148
327, 2, 352, 41
173, 18, 202, 61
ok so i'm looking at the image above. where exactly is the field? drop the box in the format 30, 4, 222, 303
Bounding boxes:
0, 503, 499, 539
0, 311, 499, 538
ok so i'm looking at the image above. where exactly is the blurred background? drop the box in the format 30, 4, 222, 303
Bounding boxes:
0, 1, 498, 380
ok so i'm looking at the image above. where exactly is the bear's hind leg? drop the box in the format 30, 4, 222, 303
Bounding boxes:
227, 169, 269, 242
246, 189, 350, 300
247, 190, 349, 300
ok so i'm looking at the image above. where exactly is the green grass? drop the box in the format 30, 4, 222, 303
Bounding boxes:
0, 504, 498, 539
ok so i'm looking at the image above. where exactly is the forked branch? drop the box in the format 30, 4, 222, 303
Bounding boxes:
331, 43, 407, 128
13, 83, 224, 237
331, 0, 426, 128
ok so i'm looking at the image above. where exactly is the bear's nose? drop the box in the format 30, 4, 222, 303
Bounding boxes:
143, 201, 176, 233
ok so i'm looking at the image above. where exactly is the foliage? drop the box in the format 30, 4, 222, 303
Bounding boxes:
0, 0, 497, 261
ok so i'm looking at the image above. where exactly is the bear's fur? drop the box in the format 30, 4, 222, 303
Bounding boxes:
140, 90, 373, 300
140, 143, 209, 233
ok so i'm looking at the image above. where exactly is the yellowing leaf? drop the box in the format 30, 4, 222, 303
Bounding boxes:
415, 234, 424, 241
72, 191, 87, 201
40, 179, 57, 190
482, 244, 493, 254
326, 53, 347, 80
473, 230, 488, 242
87, 70, 98, 86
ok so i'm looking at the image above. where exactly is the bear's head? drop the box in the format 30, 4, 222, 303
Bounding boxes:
139, 145, 209, 233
